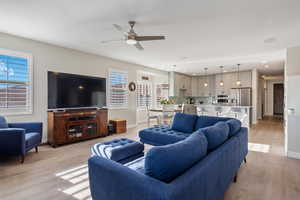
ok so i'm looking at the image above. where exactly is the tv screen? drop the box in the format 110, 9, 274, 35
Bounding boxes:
48, 71, 106, 109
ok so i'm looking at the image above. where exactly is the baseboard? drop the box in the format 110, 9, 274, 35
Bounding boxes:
287, 151, 300, 159
127, 124, 138, 129
138, 120, 148, 124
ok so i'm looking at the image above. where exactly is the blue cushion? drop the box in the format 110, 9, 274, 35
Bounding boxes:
0, 116, 8, 129
199, 121, 229, 151
145, 132, 208, 182
25, 132, 41, 148
139, 125, 190, 146
91, 138, 144, 162
171, 113, 198, 133
124, 156, 145, 174
226, 119, 242, 137
194, 116, 232, 130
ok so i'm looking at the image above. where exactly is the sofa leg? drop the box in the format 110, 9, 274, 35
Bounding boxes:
233, 173, 238, 183
21, 155, 25, 164
35, 146, 38, 153
244, 157, 247, 164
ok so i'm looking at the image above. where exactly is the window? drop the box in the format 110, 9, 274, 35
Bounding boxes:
155, 83, 169, 107
0, 49, 32, 115
137, 82, 152, 108
108, 69, 128, 109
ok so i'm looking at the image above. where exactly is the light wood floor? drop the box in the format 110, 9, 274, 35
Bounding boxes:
1, 117, 300, 200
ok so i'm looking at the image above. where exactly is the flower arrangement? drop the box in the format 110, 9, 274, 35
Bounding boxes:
160, 99, 175, 105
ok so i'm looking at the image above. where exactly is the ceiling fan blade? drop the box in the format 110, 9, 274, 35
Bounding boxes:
134, 42, 144, 50
100, 39, 124, 44
135, 36, 165, 41
113, 24, 128, 35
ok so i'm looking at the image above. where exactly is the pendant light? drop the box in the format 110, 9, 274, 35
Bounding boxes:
204, 67, 208, 87
236, 64, 241, 86
219, 66, 224, 87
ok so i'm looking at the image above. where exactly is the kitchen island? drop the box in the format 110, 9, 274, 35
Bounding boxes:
197, 104, 252, 127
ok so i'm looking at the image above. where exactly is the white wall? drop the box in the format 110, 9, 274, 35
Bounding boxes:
257, 76, 264, 120
264, 78, 284, 116
0, 32, 168, 142
252, 69, 258, 124
285, 46, 300, 158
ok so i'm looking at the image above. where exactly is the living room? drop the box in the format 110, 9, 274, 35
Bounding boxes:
1, 1, 300, 200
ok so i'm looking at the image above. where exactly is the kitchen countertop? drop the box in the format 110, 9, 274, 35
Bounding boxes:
196, 104, 252, 108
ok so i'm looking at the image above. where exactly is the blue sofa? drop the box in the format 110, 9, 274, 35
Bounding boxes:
139, 114, 237, 146
0, 116, 43, 163
88, 114, 248, 200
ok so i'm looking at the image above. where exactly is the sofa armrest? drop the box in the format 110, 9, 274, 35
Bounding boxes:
88, 156, 169, 200
9, 122, 42, 135
0, 128, 26, 155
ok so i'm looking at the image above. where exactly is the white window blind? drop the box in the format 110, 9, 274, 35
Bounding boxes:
108, 70, 128, 109
137, 82, 152, 108
0, 50, 32, 115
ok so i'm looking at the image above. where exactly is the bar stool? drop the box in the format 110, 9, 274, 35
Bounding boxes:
230, 107, 243, 119
215, 106, 223, 117
182, 104, 197, 114
198, 107, 208, 116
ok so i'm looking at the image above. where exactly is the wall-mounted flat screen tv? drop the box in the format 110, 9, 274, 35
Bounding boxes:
48, 71, 106, 109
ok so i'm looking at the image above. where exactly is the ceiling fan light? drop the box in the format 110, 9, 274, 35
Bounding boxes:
126, 39, 137, 45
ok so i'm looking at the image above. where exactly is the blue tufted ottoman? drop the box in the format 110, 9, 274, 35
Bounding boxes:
139, 125, 191, 146
91, 138, 144, 164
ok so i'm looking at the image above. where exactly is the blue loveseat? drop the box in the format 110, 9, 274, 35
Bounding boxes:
0, 116, 43, 163
89, 114, 248, 200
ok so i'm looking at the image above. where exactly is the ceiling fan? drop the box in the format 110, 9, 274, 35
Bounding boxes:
100, 21, 166, 50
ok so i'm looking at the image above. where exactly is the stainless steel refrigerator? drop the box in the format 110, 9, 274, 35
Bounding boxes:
230, 87, 252, 106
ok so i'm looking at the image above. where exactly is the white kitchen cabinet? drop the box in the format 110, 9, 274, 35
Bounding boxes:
191, 77, 199, 96
215, 74, 226, 95
174, 73, 192, 97
215, 72, 252, 95
194, 75, 215, 97
238, 71, 252, 87
184, 76, 192, 96
208, 75, 216, 96
198, 76, 209, 96
174, 71, 251, 97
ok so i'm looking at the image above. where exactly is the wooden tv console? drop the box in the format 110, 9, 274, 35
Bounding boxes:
47, 108, 108, 147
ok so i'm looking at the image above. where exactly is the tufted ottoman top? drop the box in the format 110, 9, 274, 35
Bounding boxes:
91, 138, 144, 163
139, 125, 191, 146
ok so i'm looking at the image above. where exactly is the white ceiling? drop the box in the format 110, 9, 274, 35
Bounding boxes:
0, 0, 299, 75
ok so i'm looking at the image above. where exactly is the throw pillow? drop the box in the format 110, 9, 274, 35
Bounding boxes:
226, 119, 242, 137
0, 116, 8, 128
199, 121, 229, 151
145, 132, 208, 182
171, 113, 198, 133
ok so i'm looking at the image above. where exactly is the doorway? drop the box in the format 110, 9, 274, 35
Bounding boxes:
273, 83, 284, 115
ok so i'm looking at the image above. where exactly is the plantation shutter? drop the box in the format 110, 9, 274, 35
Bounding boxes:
0, 53, 32, 114
108, 70, 128, 108
137, 82, 152, 108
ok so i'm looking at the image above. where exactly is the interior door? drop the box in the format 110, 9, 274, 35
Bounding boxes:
273, 83, 284, 115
